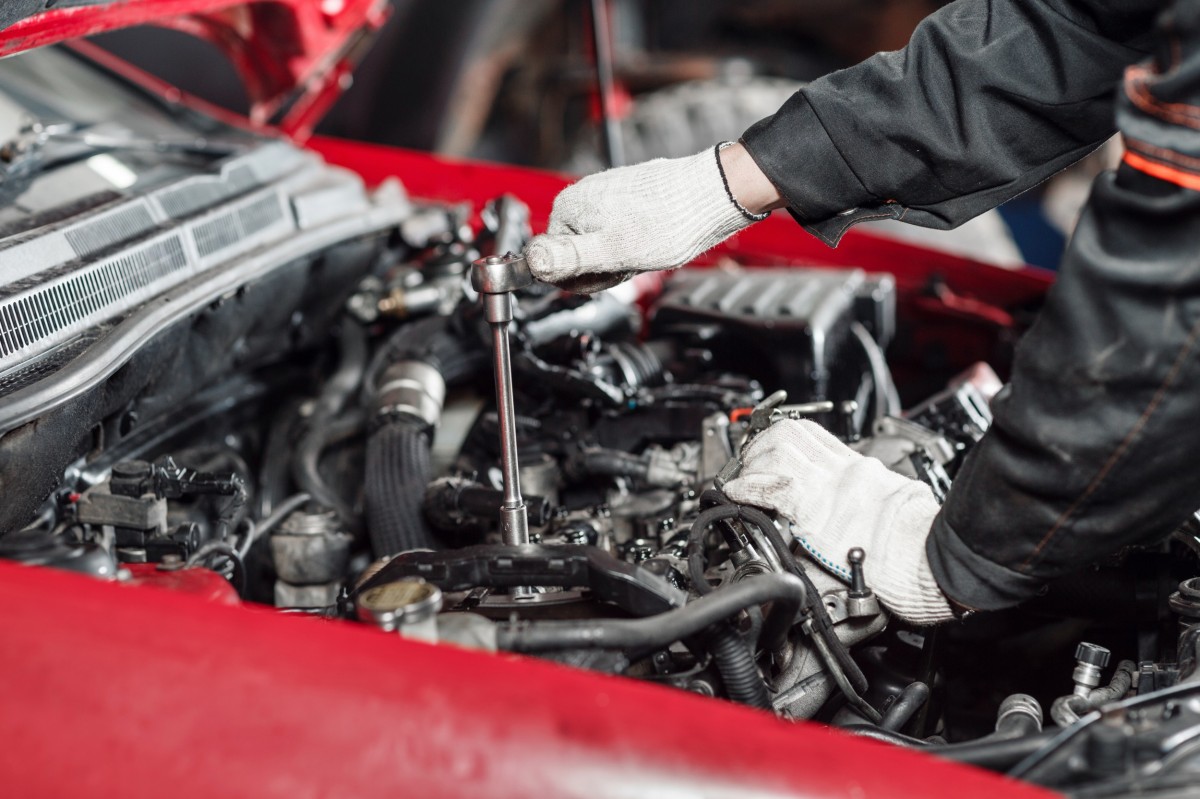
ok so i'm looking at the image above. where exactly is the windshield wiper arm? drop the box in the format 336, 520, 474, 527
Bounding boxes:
0, 118, 245, 201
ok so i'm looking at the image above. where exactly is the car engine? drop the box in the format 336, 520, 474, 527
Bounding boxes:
6, 45, 1200, 799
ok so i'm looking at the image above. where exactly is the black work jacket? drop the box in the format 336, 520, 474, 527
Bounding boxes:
743, 0, 1200, 611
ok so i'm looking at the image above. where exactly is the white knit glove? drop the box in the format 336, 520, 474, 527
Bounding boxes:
723, 420, 954, 625
525, 146, 758, 294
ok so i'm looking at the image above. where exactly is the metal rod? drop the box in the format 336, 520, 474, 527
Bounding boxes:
491, 321, 522, 508
589, 0, 625, 168
483, 297, 528, 546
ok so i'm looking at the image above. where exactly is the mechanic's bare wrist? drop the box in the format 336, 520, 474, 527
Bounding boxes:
718, 141, 786, 217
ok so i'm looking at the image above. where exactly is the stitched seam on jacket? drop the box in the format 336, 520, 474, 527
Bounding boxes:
1021, 317, 1200, 571
833, 211, 894, 239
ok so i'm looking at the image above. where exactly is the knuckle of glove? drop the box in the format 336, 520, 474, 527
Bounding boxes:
550, 179, 604, 232
548, 185, 579, 225
722, 471, 797, 516
525, 235, 579, 283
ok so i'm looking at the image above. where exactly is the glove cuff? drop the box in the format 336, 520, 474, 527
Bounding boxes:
716, 142, 770, 222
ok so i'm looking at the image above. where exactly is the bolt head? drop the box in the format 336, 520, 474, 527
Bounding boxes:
847, 547, 865, 565
1075, 642, 1111, 669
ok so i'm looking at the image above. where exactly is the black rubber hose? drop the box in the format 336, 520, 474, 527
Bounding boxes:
419, 329, 487, 386
733, 503, 872, 695
750, 515, 870, 695
363, 317, 444, 398
1049, 659, 1136, 727
880, 682, 930, 732
693, 492, 812, 605
362, 317, 478, 560
849, 692, 1050, 771
936, 732, 1059, 771
365, 419, 439, 558
292, 320, 368, 523
843, 725, 1057, 771
258, 400, 300, 518
364, 317, 485, 399
687, 503, 741, 596
707, 621, 772, 709
573, 448, 651, 481
743, 603, 764, 650
1011, 681, 1200, 781
497, 572, 809, 654
692, 495, 871, 697
843, 725, 930, 747
291, 418, 361, 525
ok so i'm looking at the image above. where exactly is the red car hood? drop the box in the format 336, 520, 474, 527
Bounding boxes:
0, 0, 390, 138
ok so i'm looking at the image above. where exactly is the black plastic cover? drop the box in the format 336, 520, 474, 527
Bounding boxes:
650, 268, 895, 401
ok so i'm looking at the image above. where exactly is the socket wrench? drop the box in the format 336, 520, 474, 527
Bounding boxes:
471, 252, 533, 546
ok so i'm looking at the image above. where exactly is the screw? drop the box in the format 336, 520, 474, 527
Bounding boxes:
847, 547, 869, 598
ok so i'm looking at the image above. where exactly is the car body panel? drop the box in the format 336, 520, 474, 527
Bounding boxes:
0, 559, 1059, 798
0, 0, 390, 139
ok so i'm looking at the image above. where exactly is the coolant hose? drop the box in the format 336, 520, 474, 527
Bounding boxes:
364, 316, 486, 399
361, 313, 483, 559
365, 419, 439, 558
707, 621, 772, 709
365, 359, 447, 558
573, 448, 650, 481
937, 731, 1058, 770
497, 573, 808, 710
496, 572, 808, 654
880, 681, 930, 732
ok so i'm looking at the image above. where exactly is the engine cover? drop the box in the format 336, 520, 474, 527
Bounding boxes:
649, 267, 895, 401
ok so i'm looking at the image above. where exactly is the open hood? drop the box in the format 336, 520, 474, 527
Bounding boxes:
0, 0, 390, 139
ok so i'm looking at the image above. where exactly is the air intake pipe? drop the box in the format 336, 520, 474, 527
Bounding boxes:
365, 360, 446, 558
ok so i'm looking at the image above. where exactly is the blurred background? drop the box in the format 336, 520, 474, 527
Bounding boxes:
90, 0, 1120, 270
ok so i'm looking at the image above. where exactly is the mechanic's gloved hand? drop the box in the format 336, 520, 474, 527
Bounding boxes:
525, 145, 761, 294
722, 419, 954, 625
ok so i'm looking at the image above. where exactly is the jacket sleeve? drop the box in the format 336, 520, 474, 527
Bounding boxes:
928, 0, 1200, 610
741, 0, 1159, 245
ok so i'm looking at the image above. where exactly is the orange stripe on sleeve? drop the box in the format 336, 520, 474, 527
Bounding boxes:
1124, 150, 1200, 191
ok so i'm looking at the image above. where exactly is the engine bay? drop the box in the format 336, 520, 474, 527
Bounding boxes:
0, 47, 1198, 787
4, 174, 1200, 796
